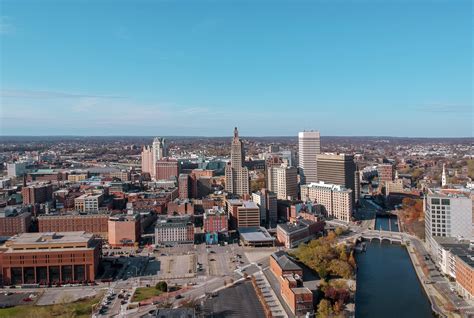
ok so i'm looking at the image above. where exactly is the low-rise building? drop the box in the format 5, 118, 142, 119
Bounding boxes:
155, 215, 194, 245
108, 214, 141, 246
270, 251, 313, 317
0, 231, 101, 285
74, 193, 104, 213
455, 252, 474, 300
38, 213, 109, 238
0, 209, 31, 237
277, 219, 325, 248
225, 199, 260, 230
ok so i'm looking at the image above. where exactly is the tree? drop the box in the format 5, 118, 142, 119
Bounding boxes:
335, 227, 344, 236
317, 299, 334, 318
156, 281, 168, 292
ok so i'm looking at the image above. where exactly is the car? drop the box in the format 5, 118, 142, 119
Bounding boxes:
23, 297, 32, 302
175, 294, 183, 299
3, 292, 12, 296
209, 250, 215, 254
121, 300, 127, 305
209, 258, 216, 261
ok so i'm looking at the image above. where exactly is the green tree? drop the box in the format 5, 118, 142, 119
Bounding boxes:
156, 281, 168, 292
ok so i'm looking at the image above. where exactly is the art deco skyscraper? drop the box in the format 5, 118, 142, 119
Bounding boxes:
298, 131, 321, 184
152, 137, 168, 178
225, 127, 250, 196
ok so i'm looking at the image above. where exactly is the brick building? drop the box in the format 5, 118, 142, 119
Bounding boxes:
276, 219, 325, 248
108, 214, 141, 247
155, 159, 179, 180
155, 215, 194, 245
0, 209, 31, 237
22, 184, 53, 205
0, 231, 101, 286
38, 214, 109, 238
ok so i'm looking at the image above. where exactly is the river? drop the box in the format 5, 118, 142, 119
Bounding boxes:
355, 216, 434, 318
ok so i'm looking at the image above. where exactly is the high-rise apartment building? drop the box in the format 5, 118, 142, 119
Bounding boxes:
300, 182, 353, 222
22, 184, 53, 205
225, 127, 249, 196
316, 153, 356, 204
252, 189, 277, 227
268, 164, 298, 200
298, 131, 320, 184
141, 146, 154, 176
425, 188, 472, 255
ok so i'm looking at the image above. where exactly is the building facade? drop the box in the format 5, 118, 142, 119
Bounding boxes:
22, 184, 53, 205
298, 131, 321, 184
108, 214, 141, 246
155, 159, 179, 181
224, 127, 250, 196
0, 210, 31, 237
155, 216, 194, 245
300, 182, 353, 222
316, 153, 356, 204
268, 164, 298, 200
0, 232, 101, 285
38, 214, 109, 238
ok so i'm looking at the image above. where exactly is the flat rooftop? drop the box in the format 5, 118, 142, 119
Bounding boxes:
239, 227, 275, 242
6, 231, 93, 246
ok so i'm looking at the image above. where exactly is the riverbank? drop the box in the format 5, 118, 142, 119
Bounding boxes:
355, 241, 433, 318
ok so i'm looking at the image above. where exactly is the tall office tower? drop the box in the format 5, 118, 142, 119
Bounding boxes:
298, 131, 321, 184
425, 188, 472, 255
251, 189, 278, 227
316, 153, 356, 204
268, 164, 298, 200
141, 146, 154, 176
225, 127, 250, 196
354, 170, 361, 203
152, 137, 168, 176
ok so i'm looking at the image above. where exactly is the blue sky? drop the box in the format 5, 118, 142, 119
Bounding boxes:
0, 0, 472, 137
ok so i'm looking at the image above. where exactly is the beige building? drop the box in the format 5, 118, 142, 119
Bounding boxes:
74, 194, 103, 213
385, 178, 404, 195
225, 127, 249, 196
300, 182, 352, 222
67, 174, 88, 182
268, 164, 298, 200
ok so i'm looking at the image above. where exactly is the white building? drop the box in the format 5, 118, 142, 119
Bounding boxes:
298, 131, 320, 184
7, 162, 27, 178
267, 164, 298, 200
300, 181, 352, 222
425, 188, 473, 256
74, 193, 104, 213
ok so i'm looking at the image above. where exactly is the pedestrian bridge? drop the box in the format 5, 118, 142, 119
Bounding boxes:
357, 230, 406, 244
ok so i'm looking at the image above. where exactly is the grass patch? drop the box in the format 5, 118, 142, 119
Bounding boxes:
132, 287, 163, 302
0, 292, 103, 318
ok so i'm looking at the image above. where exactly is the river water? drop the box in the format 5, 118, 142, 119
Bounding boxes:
355, 216, 434, 318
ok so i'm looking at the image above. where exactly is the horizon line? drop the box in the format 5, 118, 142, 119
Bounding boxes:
0, 135, 472, 139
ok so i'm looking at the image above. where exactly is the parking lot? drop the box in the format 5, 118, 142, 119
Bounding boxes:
0, 292, 39, 308
158, 254, 195, 278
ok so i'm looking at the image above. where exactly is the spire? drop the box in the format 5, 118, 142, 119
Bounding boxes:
234, 127, 239, 139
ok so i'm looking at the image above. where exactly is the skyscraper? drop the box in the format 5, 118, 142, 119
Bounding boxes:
298, 131, 321, 184
268, 164, 298, 200
225, 127, 250, 196
141, 146, 154, 176
316, 153, 356, 204
152, 137, 168, 168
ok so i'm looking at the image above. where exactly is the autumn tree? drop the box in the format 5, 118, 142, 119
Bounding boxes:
317, 299, 334, 318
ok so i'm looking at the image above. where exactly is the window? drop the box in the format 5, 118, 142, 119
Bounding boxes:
431, 198, 440, 205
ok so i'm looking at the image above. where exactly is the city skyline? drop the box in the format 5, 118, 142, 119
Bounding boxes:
0, 0, 472, 137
